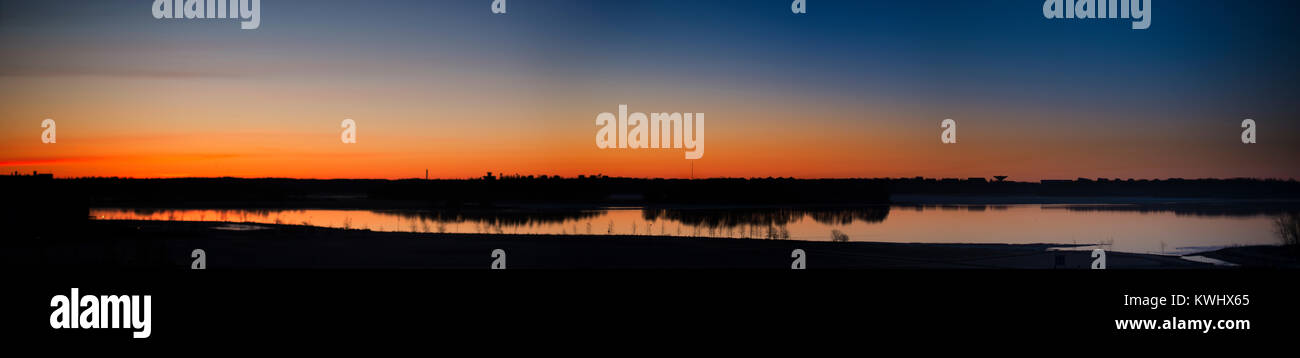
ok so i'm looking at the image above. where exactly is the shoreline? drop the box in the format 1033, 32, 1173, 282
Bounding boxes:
2, 220, 1233, 269
890, 194, 1300, 205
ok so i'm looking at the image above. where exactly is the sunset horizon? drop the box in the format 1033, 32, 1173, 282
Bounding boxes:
4, 1, 1297, 181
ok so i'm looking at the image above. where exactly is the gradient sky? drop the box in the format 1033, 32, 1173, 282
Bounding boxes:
2, 0, 1297, 180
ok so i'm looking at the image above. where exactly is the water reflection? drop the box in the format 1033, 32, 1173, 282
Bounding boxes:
893, 204, 1011, 212
89, 204, 1288, 254
91, 206, 891, 239
1047, 203, 1300, 218
643, 207, 889, 227
377, 209, 602, 227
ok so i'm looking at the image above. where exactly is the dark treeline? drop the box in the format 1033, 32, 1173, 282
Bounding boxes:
375, 177, 893, 205
1, 174, 86, 237
6, 175, 1300, 215
60, 176, 893, 208
890, 177, 1300, 198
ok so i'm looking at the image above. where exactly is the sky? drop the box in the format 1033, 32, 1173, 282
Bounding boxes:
1, 0, 1297, 180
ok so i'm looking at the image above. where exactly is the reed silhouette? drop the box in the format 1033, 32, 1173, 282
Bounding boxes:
1277, 212, 1300, 246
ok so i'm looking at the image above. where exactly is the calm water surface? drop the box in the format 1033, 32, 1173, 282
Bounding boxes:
90, 205, 1286, 255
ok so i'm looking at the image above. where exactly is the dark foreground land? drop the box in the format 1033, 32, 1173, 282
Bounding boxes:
4, 174, 1298, 269
2, 220, 1226, 269
1196, 245, 1300, 269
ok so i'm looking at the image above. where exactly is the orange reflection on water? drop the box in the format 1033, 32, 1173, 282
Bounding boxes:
89, 205, 1279, 255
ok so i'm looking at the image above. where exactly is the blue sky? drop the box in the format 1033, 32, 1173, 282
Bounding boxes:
2, 0, 1297, 179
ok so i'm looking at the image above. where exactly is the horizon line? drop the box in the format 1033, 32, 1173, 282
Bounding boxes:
7, 172, 1298, 183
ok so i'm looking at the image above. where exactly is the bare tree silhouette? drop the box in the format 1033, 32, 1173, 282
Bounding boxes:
1276, 212, 1300, 246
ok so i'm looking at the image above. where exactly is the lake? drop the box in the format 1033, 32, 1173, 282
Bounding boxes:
89, 204, 1288, 255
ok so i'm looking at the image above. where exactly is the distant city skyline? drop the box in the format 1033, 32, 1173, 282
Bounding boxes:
2, 0, 1298, 180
